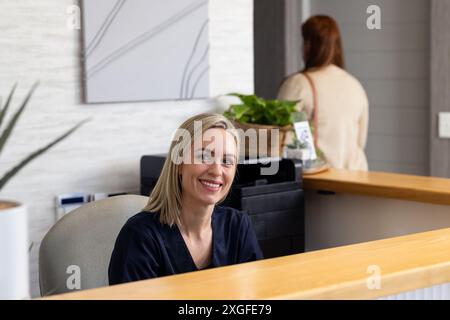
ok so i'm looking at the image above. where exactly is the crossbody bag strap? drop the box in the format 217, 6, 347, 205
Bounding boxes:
302, 72, 318, 147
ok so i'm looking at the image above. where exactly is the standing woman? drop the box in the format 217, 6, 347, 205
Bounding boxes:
279, 15, 369, 171
109, 113, 263, 284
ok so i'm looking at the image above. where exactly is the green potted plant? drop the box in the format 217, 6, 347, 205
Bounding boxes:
0, 83, 88, 299
223, 93, 299, 158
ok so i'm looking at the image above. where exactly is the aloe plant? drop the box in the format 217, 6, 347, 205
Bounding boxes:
0, 83, 88, 192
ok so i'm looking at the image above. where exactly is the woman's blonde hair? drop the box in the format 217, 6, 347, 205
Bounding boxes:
143, 113, 240, 226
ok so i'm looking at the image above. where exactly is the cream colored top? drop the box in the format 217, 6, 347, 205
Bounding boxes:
278, 64, 369, 171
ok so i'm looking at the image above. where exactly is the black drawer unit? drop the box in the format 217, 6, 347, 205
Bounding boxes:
221, 160, 304, 258
140, 155, 305, 259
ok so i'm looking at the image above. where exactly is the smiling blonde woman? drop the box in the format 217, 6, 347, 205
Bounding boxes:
108, 113, 263, 284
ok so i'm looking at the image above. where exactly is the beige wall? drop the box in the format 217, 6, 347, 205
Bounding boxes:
0, 0, 254, 297
305, 191, 450, 251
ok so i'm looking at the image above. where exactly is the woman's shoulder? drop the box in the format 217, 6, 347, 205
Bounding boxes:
214, 206, 252, 227
278, 72, 311, 101
214, 205, 245, 216
322, 65, 367, 100
329, 65, 366, 89
281, 72, 309, 87
119, 211, 165, 238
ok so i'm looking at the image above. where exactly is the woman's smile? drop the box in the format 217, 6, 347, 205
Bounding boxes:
198, 178, 223, 192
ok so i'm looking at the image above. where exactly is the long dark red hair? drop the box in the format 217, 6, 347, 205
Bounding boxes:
302, 15, 345, 71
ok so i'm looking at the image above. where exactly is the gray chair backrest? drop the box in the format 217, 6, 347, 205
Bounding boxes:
39, 195, 149, 297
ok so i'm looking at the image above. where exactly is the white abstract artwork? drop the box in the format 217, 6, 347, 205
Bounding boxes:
81, 0, 210, 103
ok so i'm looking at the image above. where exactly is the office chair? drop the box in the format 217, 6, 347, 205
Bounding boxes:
39, 194, 149, 296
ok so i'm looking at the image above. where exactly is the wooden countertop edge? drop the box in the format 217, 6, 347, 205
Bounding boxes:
274, 262, 450, 300
43, 228, 450, 300
303, 169, 450, 206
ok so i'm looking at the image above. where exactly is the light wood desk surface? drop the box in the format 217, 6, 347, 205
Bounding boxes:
46, 227, 450, 300
303, 169, 450, 206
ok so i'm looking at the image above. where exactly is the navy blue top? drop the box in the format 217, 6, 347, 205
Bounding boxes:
108, 206, 263, 285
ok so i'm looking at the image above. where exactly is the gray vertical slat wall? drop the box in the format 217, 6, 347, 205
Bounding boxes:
284, 0, 303, 76
254, 0, 305, 99
254, 0, 286, 99
430, 0, 450, 178
310, 0, 430, 175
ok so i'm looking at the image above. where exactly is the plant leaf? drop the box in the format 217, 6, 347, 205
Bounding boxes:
0, 119, 90, 191
223, 110, 233, 120
0, 83, 18, 130
0, 82, 39, 155
232, 104, 249, 120
225, 93, 301, 126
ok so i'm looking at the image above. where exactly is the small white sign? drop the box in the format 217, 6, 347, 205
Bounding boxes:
439, 112, 450, 139
294, 121, 317, 161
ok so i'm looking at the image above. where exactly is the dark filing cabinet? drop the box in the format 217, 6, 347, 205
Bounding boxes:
140, 155, 305, 259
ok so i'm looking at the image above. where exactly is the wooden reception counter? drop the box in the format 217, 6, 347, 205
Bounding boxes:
301, 169, 450, 252
46, 227, 450, 300
43, 169, 450, 300
303, 168, 450, 206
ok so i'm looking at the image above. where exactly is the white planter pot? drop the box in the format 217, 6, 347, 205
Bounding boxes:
285, 148, 311, 161
0, 201, 29, 300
